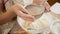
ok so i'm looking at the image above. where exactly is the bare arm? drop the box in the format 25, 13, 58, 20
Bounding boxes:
0, 1, 15, 25
0, 9, 16, 25
0, 4, 35, 25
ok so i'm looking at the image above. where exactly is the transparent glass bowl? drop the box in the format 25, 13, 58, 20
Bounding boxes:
17, 4, 45, 33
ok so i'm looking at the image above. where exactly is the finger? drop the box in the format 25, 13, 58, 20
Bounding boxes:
23, 17, 35, 22
19, 11, 35, 21
11, 4, 30, 14
15, 4, 31, 14
22, 15, 35, 21
15, 10, 35, 21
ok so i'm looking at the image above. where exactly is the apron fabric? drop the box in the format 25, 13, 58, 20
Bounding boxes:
0, 21, 16, 34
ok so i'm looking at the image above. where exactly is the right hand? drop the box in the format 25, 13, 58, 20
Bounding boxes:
8, 4, 35, 22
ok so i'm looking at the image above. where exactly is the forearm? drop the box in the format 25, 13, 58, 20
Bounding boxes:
0, 10, 16, 25
0, 4, 21, 24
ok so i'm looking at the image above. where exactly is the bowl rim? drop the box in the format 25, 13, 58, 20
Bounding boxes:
17, 4, 45, 33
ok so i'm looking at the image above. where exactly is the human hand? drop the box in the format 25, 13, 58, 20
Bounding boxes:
8, 4, 35, 22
